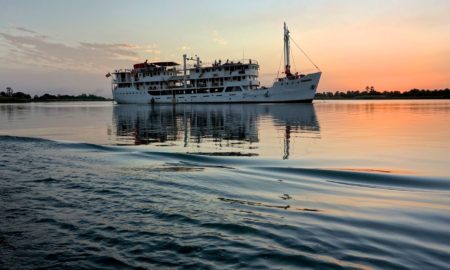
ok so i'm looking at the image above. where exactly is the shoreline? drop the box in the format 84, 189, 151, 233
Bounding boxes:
0, 98, 113, 103
315, 97, 450, 100
1, 97, 449, 104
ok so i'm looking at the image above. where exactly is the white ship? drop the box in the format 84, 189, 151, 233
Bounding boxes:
109, 23, 321, 104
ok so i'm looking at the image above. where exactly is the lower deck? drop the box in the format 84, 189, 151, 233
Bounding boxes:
113, 72, 321, 104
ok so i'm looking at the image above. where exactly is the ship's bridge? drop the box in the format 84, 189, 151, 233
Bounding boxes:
132, 61, 180, 83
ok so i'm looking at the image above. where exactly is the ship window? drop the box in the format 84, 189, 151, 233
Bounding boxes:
225, 86, 242, 92
311, 85, 316, 90
151, 91, 161, 96
210, 88, 223, 93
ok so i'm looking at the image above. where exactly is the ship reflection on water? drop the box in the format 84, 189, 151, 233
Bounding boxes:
112, 104, 320, 159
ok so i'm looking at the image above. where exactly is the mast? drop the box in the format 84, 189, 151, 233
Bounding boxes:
283, 22, 292, 77
183, 54, 187, 87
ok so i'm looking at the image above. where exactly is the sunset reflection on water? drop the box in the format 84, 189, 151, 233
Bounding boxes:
1, 100, 449, 176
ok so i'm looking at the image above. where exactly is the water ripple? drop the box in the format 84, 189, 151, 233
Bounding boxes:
1, 135, 450, 269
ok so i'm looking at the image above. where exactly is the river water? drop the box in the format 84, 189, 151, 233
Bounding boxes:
1, 100, 449, 269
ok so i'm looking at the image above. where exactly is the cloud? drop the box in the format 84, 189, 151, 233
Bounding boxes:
179, 45, 191, 51
14, 26, 38, 34
6, 24, 49, 39
142, 44, 161, 55
0, 27, 161, 73
212, 30, 227, 46
144, 49, 161, 54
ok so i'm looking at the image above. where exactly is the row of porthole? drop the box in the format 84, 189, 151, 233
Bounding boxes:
118, 92, 145, 95
280, 81, 302, 86
118, 92, 234, 96
119, 93, 236, 99
279, 82, 316, 90
119, 89, 230, 95
118, 86, 316, 95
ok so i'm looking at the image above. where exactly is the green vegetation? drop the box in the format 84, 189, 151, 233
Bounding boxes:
316, 87, 450, 100
32, 93, 111, 102
0, 89, 32, 103
1, 86, 449, 103
0, 88, 111, 103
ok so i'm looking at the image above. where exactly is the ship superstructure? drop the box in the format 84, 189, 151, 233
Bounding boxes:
110, 23, 321, 104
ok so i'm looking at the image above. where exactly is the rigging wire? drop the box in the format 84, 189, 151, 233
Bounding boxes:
291, 45, 297, 73
276, 42, 284, 79
289, 36, 321, 72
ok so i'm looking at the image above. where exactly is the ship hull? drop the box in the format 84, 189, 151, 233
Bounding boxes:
113, 72, 321, 104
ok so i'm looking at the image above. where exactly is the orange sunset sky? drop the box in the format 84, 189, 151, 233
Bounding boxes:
0, 0, 449, 96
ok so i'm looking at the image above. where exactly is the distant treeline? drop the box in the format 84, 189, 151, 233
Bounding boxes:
315, 88, 450, 99
33, 93, 111, 102
2, 88, 449, 103
0, 91, 111, 103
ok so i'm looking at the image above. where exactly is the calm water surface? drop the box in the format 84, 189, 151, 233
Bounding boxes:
1, 100, 449, 269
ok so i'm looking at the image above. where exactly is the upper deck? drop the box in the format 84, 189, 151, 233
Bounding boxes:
112, 58, 260, 89
189, 59, 259, 80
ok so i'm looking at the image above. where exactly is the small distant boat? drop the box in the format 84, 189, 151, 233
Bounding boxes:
109, 23, 321, 104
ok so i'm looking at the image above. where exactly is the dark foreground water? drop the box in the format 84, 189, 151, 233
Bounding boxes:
1, 101, 450, 269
